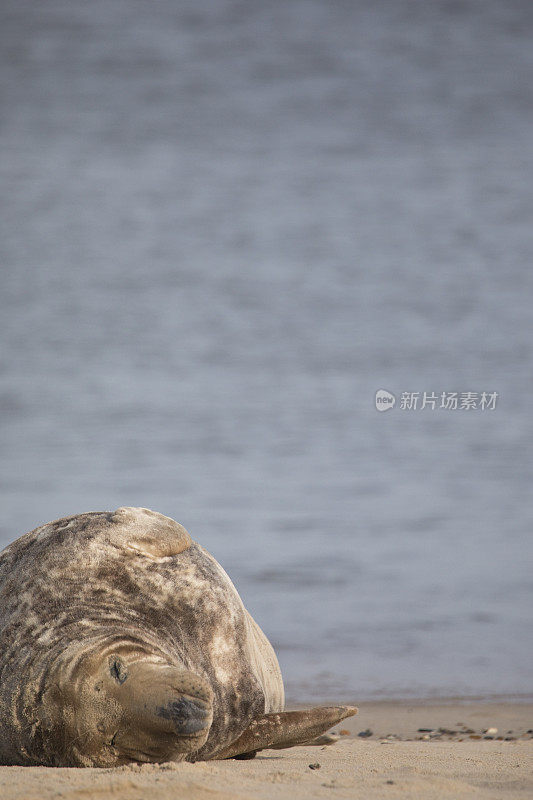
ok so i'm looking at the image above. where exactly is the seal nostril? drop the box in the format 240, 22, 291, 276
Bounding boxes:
157, 697, 211, 735
110, 658, 128, 685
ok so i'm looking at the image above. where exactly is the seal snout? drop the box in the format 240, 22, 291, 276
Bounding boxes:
106, 662, 214, 763
157, 696, 212, 736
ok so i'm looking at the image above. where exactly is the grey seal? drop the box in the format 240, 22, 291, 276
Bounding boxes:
0, 507, 356, 766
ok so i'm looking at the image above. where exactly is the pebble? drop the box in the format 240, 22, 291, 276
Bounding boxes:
339, 729, 350, 736
309, 763, 321, 770
417, 728, 433, 733
358, 729, 373, 738
485, 727, 498, 735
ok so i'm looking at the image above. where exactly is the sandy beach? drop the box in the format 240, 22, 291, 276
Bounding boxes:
1, 701, 531, 800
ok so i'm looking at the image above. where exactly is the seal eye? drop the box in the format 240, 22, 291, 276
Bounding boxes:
110, 658, 128, 685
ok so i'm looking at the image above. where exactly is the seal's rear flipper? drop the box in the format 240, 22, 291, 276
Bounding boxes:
214, 705, 357, 760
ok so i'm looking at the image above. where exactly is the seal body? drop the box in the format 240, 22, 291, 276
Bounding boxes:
0, 508, 284, 766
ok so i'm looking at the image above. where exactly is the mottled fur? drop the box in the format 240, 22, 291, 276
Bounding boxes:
0, 507, 284, 766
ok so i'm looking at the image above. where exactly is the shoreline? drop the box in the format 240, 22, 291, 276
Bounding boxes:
307, 699, 533, 743
289, 692, 533, 706
0, 700, 531, 799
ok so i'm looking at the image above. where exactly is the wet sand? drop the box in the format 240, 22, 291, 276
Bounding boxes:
1, 701, 531, 799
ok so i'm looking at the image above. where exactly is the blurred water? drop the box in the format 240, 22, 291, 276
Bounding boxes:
1, 0, 532, 701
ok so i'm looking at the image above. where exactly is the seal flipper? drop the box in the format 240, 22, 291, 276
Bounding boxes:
109, 507, 192, 559
213, 705, 357, 760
